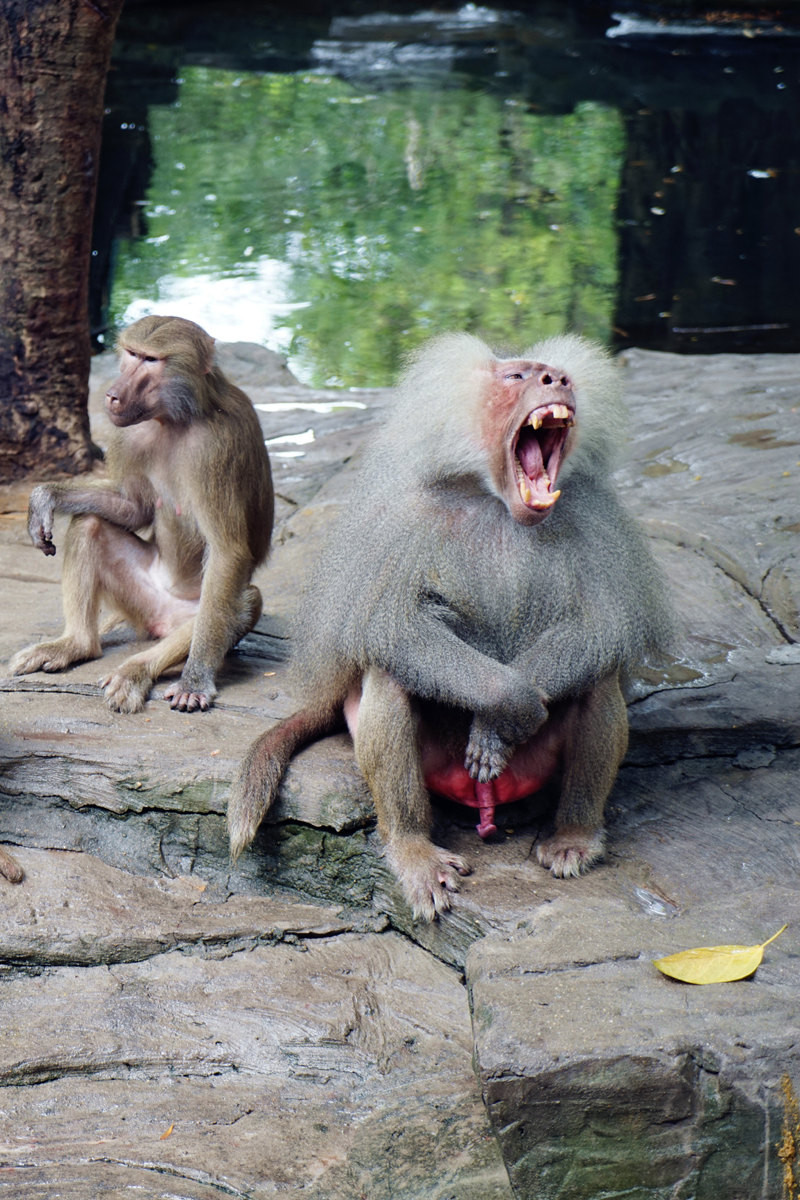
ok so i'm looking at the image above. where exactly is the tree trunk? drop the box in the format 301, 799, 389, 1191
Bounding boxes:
0, 0, 124, 482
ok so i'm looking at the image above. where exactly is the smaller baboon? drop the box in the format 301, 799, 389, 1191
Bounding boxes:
228, 333, 672, 920
11, 315, 274, 713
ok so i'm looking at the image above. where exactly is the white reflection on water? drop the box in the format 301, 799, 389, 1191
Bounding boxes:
121, 257, 311, 378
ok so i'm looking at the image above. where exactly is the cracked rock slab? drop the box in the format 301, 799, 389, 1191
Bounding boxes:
0, 847, 384, 966
468, 888, 799, 1200
0, 868, 510, 1198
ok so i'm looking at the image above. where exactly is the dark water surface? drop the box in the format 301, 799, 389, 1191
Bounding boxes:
95, 3, 800, 385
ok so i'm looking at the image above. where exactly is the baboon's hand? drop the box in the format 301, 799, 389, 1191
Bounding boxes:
28, 485, 57, 555
464, 719, 515, 782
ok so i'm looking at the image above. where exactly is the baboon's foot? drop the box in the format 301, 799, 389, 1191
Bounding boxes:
536, 825, 605, 878
387, 836, 471, 922
9, 637, 100, 676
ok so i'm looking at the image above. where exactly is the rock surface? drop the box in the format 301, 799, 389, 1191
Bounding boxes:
0, 343, 798, 1197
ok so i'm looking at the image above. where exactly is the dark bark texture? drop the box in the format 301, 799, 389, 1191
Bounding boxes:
0, 0, 124, 482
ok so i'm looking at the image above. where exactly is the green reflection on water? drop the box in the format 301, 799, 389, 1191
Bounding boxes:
111, 69, 624, 386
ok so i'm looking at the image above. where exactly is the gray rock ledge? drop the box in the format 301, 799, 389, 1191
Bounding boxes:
0, 344, 797, 1197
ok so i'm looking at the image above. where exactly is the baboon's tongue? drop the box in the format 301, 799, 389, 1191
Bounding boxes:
517, 431, 545, 482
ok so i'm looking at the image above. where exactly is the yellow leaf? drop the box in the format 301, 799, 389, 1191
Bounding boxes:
159, 1123, 174, 1140
654, 925, 787, 985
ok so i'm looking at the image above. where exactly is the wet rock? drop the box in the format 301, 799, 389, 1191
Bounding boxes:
0, 852, 509, 1198
469, 888, 797, 1199
0, 344, 798, 1196
0, 847, 384, 966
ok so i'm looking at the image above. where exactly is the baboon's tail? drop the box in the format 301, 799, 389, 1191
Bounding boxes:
227, 699, 344, 860
0, 845, 23, 884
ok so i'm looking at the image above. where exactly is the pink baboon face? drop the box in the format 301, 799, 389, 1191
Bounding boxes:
481, 358, 576, 526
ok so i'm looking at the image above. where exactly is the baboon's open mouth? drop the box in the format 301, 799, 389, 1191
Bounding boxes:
513, 402, 574, 510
